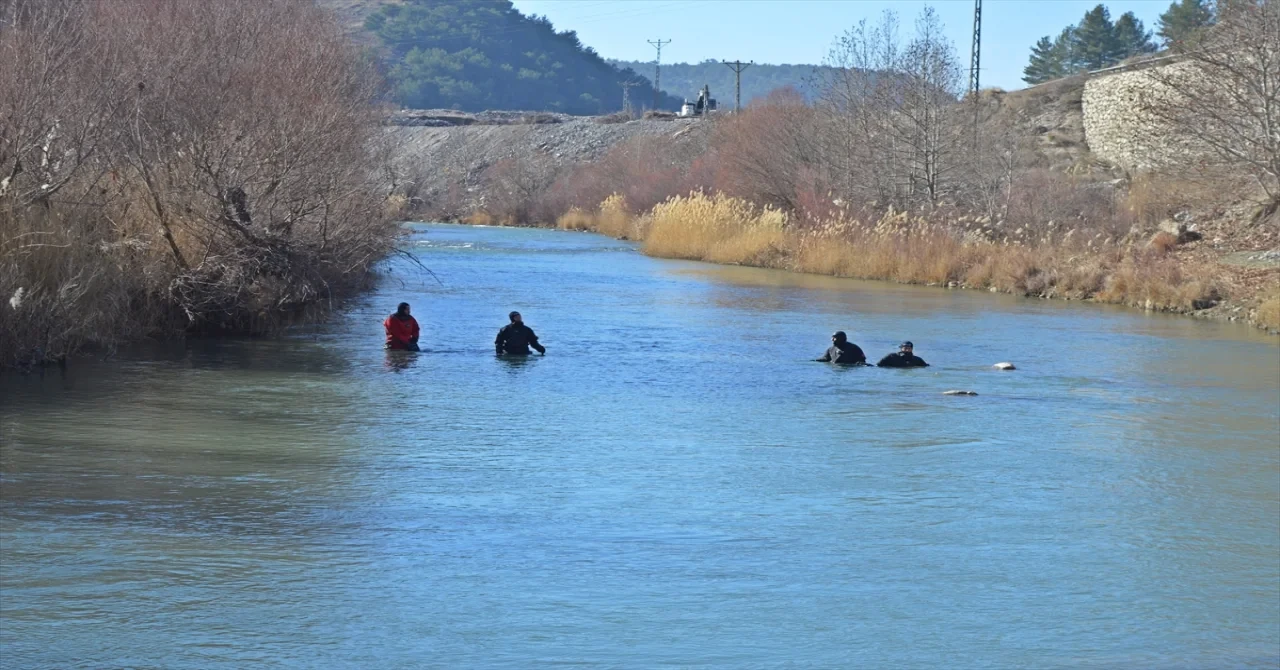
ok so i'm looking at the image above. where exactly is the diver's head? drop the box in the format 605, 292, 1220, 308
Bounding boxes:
509, 311, 522, 324
396, 302, 411, 317
899, 341, 914, 353
832, 331, 847, 344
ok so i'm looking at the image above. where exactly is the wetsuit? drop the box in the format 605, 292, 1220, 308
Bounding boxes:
496, 323, 544, 355
817, 341, 867, 365
384, 314, 420, 351
876, 352, 928, 368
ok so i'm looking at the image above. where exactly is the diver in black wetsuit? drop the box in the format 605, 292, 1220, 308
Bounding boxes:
815, 331, 867, 365
495, 311, 546, 356
877, 341, 929, 368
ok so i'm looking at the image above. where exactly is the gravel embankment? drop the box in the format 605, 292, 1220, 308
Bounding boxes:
389, 111, 712, 216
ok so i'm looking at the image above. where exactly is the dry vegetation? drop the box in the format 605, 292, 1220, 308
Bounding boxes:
462, 4, 1276, 331
1, 0, 399, 368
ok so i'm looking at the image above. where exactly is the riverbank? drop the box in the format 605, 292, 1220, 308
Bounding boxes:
464, 192, 1280, 334
0, 0, 398, 370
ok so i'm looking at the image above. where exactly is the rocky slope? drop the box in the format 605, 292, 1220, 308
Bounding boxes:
390, 112, 713, 217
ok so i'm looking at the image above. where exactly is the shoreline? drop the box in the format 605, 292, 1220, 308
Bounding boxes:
432, 216, 1280, 336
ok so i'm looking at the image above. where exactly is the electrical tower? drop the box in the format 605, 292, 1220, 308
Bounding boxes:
969, 0, 982, 97
621, 80, 640, 117
648, 39, 671, 111
969, 0, 983, 148
723, 60, 752, 112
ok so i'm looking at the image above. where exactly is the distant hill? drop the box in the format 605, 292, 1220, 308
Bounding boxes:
609, 60, 830, 106
323, 0, 682, 115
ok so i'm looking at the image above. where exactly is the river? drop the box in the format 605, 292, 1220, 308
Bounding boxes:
2, 224, 1278, 668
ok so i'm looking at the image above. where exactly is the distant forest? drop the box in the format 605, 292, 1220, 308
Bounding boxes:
610, 60, 829, 106
365, 0, 681, 114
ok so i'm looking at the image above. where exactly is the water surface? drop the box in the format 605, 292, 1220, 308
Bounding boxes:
3, 224, 1278, 668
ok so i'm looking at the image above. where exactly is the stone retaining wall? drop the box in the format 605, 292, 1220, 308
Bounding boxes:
1081, 60, 1200, 171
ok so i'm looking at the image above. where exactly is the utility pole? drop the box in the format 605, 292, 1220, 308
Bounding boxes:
648, 38, 671, 111
621, 80, 640, 118
723, 60, 752, 112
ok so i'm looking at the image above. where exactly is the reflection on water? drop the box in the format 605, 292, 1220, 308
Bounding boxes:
2, 224, 1278, 668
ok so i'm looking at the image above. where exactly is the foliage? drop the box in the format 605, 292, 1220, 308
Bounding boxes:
1022, 4, 1156, 84
1, 0, 398, 368
366, 0, 681, 114
1157, 0, 1217, 47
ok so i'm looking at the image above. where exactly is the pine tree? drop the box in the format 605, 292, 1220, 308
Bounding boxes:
1023, 36, 1062, 84
1157, 0, 1216, 47
1072, 4, 1123, 70
1112, 11, 1156, 59
1053, 27, 1081, 74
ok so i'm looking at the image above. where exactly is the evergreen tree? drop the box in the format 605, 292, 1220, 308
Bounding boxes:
1053, 27, 1082, 73
1157, 0, 1216, 47
365, 0, 682, 114
1112, 11, 1156, 59
1072, 4, 1123, 70
1023, 36, 1061, 84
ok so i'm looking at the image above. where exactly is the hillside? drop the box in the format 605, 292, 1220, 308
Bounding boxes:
317, 0, 681, 114
610, 60, 829, 105
392, 114, 713, 218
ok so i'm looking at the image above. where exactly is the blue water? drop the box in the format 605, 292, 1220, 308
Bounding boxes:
2, 224, 1278, 668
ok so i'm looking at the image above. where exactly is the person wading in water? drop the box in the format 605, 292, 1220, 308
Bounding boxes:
877, 341, 929, 368
815, 331, 867, 365
384, 302, 421, 352
495, 311, 546, 356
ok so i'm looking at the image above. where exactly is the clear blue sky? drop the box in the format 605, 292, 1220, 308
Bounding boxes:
510, 0, 1172, 90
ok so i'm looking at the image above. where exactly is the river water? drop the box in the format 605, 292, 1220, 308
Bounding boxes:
2, 224, 1278, 668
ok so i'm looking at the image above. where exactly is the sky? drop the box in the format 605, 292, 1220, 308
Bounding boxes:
510, 0, 1173, 91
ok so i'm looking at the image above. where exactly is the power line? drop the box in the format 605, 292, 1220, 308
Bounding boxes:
722, 60, 752, 112
648, 38, 671, 111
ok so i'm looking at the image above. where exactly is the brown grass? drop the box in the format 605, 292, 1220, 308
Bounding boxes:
604, 194, 1220, 313
1148, 231, 1180, 254
644, 192, 787, 266
1257, 291, 1280, 331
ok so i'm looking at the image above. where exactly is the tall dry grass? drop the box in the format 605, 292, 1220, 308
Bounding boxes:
1257, 292, 1280, 332
595, 193, 1219, 313
555, 194, 645, 240
644, 192, 787, 266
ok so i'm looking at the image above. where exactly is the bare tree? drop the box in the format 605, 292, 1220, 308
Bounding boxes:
1139, 0, 1280, 212
815, 7, 966, 211
813, 11, 902, 205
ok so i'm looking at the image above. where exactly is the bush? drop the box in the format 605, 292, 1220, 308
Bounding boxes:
0, 0, 397, 368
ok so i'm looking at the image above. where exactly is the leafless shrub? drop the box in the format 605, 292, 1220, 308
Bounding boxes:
1138, 0, 1280, 212
0, 0, 397, 367
712, 88, 824, 212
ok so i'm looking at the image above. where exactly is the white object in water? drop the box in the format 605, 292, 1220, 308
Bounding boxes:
943, 390, 978, 396
993, 362, 1016, 370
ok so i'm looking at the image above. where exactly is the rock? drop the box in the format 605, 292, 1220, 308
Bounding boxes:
993, 362, 1016, 370
943, 390, 978, 396
1157, 218, 1202, 244
1158, 218, 1186, 236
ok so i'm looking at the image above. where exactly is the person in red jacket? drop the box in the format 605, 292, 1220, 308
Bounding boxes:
383, 302, 420, 351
